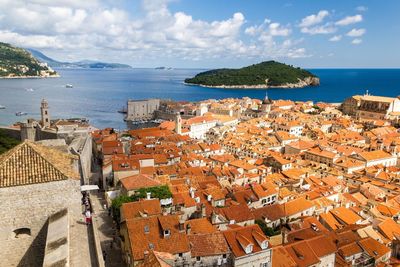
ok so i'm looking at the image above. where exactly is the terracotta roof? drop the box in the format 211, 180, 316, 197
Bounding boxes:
358, 150, 393, 161
377, 218, 400, 240
284, 241, 320, 267
330, 207, 362, 225
376, 204, 400, 217
219, 203, 255, 223
319, 212, 342, 230
121, 199, 162, 221
306, 235, 337, 258
125, 214, 190, 261
188, 232, 230, 257
136, 250, 174, 267
358, 237, 391, 259
120, 174, 161, 191
222, 224, 269, 258
184, 218, 217, 234
272, 246, 297, 267
0, 140, 79, 188
252, 203, 285, 222
283, 197, 314, 217
338, 242, 363, 258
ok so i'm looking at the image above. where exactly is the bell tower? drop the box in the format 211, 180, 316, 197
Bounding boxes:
40, 99, 50, 128
261, 91, 272, 113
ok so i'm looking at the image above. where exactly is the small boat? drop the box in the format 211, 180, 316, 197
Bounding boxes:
0, 105, 5, 109
26, 88, 34, 92
15, 112, 28, 116
66, 84, 73, 88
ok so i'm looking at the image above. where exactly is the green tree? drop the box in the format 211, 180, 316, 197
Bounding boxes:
0, 130, 20, 154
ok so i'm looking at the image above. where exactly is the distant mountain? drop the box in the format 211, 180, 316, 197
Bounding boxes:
0, 42, 58, 78
185, 61, 320, 89
27, 48, 132, 69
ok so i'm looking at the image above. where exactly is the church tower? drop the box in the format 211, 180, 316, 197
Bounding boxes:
175, 113, 182, 135
261, 91, 272, 113
40, 99, 50, 128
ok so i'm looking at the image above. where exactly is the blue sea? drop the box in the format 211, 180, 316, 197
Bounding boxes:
0, 68, 399, 130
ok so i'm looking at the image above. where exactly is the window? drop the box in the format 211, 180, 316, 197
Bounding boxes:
144, 225, 149, 234
260, 262, 269, 267
261, 241, 269, 249
13, 228, 31, 238
245, 244, 253, 254
196, 256, 201, 262
178, 253, 183, 257
164, 229, 170, 237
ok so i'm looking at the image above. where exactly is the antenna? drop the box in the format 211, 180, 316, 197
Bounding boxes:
265, 90, 269, 100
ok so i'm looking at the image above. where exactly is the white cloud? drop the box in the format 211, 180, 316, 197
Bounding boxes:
329, 35, 342, 42
0, 0, 313, 63
301, 24, 336, 35
352, 39, 362, 45
269, 22, 291, 36
356, 6, 368, 12
299, 10, 329, 27
335, 14, 363, 26
347, 28, 366, 37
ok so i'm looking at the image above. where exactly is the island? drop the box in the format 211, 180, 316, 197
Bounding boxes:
184, 61, 320, 89
0, 42, 58, 78
28, 49, 132, 69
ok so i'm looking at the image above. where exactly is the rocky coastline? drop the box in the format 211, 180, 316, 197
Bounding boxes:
0, 73, 60, 79
185, 76, 320, 89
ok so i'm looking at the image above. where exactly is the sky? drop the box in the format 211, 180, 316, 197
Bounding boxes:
0, 0, 399, 68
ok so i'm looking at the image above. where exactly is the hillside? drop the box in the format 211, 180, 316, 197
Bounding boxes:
0, 42, 57, 78
184, 61, 320, 88
28, 48, 132, 69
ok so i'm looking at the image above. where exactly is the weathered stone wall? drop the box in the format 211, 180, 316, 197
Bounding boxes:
0, 126, 21, 140
70, 135, 93, 184
0, 179, 81, 267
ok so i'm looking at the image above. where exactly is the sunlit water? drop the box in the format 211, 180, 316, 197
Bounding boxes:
0, 68, 399, 130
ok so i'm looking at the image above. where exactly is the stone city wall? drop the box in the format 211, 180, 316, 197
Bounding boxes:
0, 179, 81, 266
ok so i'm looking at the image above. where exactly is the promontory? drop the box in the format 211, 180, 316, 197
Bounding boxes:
0, 42, 58, 78
184, 61, 320, 89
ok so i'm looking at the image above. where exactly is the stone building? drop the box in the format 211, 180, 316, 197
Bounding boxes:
126, 99, 160, 121
0, 141, 91, 266
341, 93, 400, 120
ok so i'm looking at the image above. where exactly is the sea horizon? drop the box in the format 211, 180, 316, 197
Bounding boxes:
1, 67, 400, 130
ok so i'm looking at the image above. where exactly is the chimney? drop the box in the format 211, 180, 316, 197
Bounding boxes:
146, 192, 151, 200
144, 250, 149, 260
201, 203, 206, 218
179, 219, 185, 232
186, 223, 191, 235
190, 187, 195, 198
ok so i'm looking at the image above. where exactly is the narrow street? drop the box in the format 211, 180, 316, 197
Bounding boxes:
90, 165, 126, 267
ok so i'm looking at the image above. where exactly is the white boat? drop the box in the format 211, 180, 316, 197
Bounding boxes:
15, 112, 27, 116
66, 84, 73, 88
0, 105, 5, 109
25, 88, 34, 92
